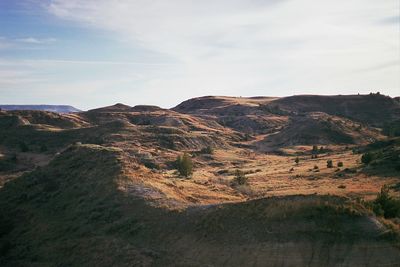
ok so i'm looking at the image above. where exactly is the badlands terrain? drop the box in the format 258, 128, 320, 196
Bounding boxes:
0, 93, 400, 266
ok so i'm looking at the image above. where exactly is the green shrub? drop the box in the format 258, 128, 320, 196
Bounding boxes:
143, 160, 160, 170
373, 185, 400, 218
295, 157, 299, 165
361, 152, 374, 165
337, 162, 343, 167
327, 159, 333, 168
233, 170, 247, 185
200, 146, 214, 154
176, 153, 193, 178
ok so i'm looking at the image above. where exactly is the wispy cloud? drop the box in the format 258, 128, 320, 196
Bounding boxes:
45, 0, 399, 98
0, 36, 57, 50
16, 37, 57, 44
1, 0, 399, 109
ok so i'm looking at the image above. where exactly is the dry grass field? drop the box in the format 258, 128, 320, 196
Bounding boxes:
127, 145, 399, 208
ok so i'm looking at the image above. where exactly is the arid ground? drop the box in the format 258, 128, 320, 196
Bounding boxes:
1, 94, 399, 266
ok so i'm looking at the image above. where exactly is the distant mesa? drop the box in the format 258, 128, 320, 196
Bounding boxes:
0, 105, 81, 113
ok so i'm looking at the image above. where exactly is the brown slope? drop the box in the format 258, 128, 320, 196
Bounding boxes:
270, 93, 400, 127
80, 103, 245, 150
1, 145, 399, 266
256, 112, 384, 151
172, 96, 287, 134
0, 110, 90, 129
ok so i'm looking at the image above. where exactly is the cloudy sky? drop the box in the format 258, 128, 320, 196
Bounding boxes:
0, 0, 399, 110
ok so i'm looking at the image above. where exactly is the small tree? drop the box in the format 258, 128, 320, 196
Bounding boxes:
176, 153, 193, 178
374, 185, 400, 218
295, 157, 299, 165
361, 152, 373, 165
200, 146, 214, 154
337, 161, 343, 167
327, 159, 333, 168
233, 170, 247, 185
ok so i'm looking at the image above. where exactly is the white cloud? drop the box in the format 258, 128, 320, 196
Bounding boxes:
16, 37, 57, 44
44, 0, 399, 99
2, 0, 399, 109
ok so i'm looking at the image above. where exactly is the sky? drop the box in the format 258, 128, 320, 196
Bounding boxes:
0, 0, 399, 110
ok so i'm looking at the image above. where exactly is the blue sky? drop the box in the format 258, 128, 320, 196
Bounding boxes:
0, 0, 399, 110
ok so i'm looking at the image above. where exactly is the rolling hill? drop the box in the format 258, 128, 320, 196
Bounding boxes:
1, 144, 399, 266
1, 93, 399, 266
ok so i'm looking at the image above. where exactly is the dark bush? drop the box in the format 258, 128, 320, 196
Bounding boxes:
176, 153, 193, 178
233, 170, 247, 185
327, 159, 333, 168
373, 186, 400, 218
200, 146, 214, 154
143, 160, 160, 170
337, 162, 343, 167
361, 152, 374, 165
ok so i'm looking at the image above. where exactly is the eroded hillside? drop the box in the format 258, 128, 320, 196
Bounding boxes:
1, 94, 399, 266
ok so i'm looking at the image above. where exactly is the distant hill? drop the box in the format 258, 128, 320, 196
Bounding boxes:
0, 105, 81, 113
174, 94, 400, 128
271, 94, 400, 127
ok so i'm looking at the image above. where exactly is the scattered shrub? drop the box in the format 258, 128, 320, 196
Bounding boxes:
338, 185, 346, 189
313, 165, 319, 170
143, 160, 160, 170
337, 162, 343, 167
373, 185, 400, 218
200, 146, 214, 154
294, 157, 299, 165
327, 159, 333, 168
233, 169, 247, 185
361, 152, 374, 165
176, 153, 193, 178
